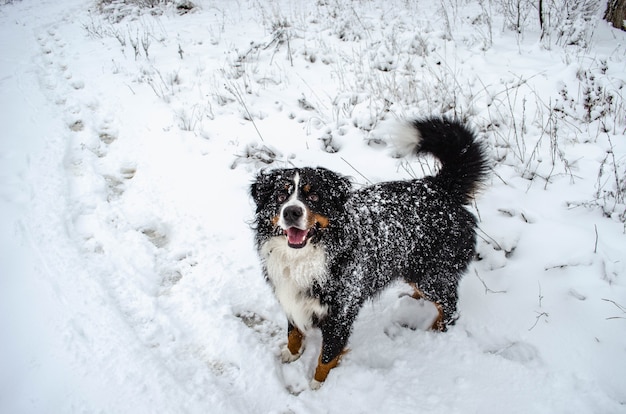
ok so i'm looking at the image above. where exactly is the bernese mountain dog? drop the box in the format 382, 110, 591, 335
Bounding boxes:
250, 117, 489, 389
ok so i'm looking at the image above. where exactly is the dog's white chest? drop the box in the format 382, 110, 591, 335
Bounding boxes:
260, 237, 328, 331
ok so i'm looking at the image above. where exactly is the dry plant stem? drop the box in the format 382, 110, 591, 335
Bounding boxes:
224, 82, 265, 142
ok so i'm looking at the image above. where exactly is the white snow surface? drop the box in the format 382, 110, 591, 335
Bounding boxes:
1, 0, 625, 412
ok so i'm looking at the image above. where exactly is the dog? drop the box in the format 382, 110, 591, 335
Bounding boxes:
250, 117, 488, 389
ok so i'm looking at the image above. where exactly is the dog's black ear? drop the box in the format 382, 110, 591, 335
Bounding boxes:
338, 174, 352, 197
316, 167, 353, 205
250, 169, 280, 208
250, 174, 267, 206
335, 175, 353, 205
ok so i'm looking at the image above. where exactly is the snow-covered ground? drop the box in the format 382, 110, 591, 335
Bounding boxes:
1, 0, 625, 412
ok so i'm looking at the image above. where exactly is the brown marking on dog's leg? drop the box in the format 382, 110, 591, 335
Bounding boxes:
287, 327, 304, 355
408, 282, 426, 299
431, 302, 445, 332
312, 348, 347, 386
282, 325, 305, 362
406, 283, 446, 331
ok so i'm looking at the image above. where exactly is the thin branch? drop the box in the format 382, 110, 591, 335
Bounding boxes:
528, 311, 549, 331
476, 226, 503, 251
475, 269, 507, 295
341, 157, 372, 185
224, 82, 264, 142
602, 298, 626, 314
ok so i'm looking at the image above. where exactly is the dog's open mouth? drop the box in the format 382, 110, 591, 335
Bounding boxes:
285, 227, 314, 249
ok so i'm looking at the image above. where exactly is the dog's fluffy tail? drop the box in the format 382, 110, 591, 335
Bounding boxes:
394, 117, 489, 203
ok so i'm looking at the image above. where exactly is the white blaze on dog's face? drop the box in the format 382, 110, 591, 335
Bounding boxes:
277, 172, 309, 248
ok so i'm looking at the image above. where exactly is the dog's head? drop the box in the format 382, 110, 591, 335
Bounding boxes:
251, 167, 351, 249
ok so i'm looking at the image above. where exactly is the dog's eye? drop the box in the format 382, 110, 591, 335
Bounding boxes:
306, 193, 319, 202
277, 193, 288, 203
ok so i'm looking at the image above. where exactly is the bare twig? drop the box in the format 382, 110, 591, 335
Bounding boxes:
224, 81, 264, 142
602, 298, 626, 315
476, 226, 503, 252
475, 269, 506, 295
528, 312, 549, 331
341, 157, 372, 185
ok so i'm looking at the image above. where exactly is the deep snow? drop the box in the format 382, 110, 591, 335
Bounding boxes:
1, 0, 625, 413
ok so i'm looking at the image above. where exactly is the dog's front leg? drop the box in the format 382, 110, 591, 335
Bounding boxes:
281, 322, 305, 363
310, 315, 352, 389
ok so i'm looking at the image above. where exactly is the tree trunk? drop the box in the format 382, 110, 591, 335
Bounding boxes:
605, 0, 626, 31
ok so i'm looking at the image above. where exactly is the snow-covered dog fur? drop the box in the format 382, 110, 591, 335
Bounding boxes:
250, 117, 489, 389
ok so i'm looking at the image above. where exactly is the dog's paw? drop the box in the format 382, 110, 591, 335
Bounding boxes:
309, 379, 323, 390
280, 345, 303, 363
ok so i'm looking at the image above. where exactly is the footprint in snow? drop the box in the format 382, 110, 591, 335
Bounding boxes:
104, 166, 135, 201
68, 119, 84, 132
141, 227, 168, 249
235, 311, 283, 345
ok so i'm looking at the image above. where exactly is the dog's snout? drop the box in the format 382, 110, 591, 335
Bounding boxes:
283, 205, 304, 224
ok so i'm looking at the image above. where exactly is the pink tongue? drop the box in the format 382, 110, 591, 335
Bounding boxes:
286, 228, 308, 245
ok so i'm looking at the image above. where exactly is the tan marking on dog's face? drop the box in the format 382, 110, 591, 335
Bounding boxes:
305, 212, 330, 229
313, 348, 348, 383
314, 213, 330, 228
287, 327, 305, 355
271, 215, 280, 227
